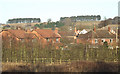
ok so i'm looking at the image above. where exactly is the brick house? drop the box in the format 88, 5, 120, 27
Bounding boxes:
76, 27, 118, 48
32, 28, 62, 48
1, 29, 38, 48
2, 29, 38, 41
32, 28, 61, 44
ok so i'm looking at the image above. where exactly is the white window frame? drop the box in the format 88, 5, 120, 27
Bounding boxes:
46, 38, 49, 42
95, 39, 98, 43
56, 38, 59, 42
102, 39, 105, 43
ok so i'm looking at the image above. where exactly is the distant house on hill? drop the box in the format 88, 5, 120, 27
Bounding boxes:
99, 25, 118, 30
98, 16, 120, 28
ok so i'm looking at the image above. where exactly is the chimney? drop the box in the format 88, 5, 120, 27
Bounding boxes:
27, 29, 31, 33
93, 26, 96, 32
55, 27, 58, 33
108, 27, 111, 32
75, 27, 77, 33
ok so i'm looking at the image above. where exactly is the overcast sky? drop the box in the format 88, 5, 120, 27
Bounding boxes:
0, 0, 119, 23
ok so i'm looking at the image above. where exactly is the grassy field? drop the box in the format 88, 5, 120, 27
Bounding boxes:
2, 61, 119, 72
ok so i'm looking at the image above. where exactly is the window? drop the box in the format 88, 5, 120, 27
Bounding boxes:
102, 39, 105, 43
110, 39, 113, 43
32, 39, 36, 42
20, 39, 24, 42
21, 39, 24, 43
46, 38, 49, 42
95, 39, 98, 43
56, 38, 59, 42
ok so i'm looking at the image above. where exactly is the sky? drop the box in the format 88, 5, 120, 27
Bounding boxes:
0, 0, 119, 23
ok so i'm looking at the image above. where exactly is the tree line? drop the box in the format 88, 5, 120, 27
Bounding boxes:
2, 36, 119, 63
60, 15, 101, 22
7, 18, 41, 24
34, 21, 64, 30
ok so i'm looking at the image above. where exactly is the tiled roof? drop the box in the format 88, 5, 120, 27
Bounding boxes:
2, 29, 61, 39
24, 33, 37, 39
5, 29, 25, 38
58, 31, 75, 36
2, 29, 36, 39
34, 29, 61, 38
78, 30, 116, 38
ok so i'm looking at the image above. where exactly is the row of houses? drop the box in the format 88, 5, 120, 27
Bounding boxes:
1, 25, 120, 49
1, 28, 62, 49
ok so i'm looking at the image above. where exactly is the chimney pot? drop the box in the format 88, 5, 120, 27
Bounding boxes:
55, 27, 58, 33
27, 29, 31, 33
93, 26, 96, 32
108, 27, 111, 32
75, 27, 77, 33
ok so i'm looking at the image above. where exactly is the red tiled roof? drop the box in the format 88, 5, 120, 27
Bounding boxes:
24, 33, 37, 39
5, 29, 25, 38
2, 29, 36, 39
2, 29, 61, 39
34, 29, 61, 38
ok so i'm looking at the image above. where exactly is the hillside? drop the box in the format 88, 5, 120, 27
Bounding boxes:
75, 21, 100, 30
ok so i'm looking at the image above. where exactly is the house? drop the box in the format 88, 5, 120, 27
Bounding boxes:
1, 29, 38, 48
74, 27, 90, 38
32, 28, 61, 43
2, 29, 38, 41
32, 28, 62, 48
76, 27, 118, 48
